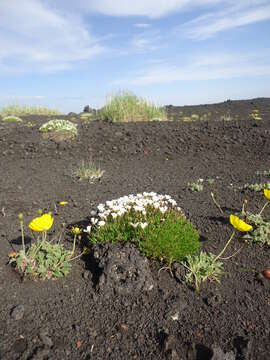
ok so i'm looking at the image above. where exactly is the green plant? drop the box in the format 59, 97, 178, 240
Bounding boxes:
99, 90, 167, 122
87, 192, 199, 265
191, 114, 199, 121
79, 113, 95, 121
250, 109, 262, 121
188, 179, 204, 192
182, 213, 253, 291
73, 160, 104, 182
39, 119, 77, 136
2, 115, 22, 123
243, 182, 270, 192
243, 212, 270, 246
9, 212, 82, 279
0, 105, 62, 117
183, 252, 224, 291
256, 169, 270, 176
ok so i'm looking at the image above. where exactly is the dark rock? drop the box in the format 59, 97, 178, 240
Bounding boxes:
29, 347, 51, 360
39, 328, 53, 348
13, 338, 27, 353
10, 304, 25, 320
204, 292, 222, 307
172, 262, 186, 283
83, 270, 90, 280
212, 346, 235, 360
233, 336, 252, 360
83, 105, 90, 113
93, 242, 155, 296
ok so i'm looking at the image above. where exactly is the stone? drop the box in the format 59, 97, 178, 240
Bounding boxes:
10, 305, 25, 320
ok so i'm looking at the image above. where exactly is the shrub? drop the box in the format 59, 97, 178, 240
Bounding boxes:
39, 119, 77, 136
99, 91, 167, 122
86, 192, 199, 264
2, 115, 22, 123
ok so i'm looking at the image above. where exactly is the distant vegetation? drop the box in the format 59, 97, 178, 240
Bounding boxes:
2, 115, 23, 123
0, 105, 63, 117
99, 91, 167, 122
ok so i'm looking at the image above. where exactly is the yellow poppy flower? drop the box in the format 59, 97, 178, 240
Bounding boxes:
264, 189, 270, 201
29, 213, 54, 232
230, 214, 253, 232
59, 201, 68, 205
71, 226, 82, 235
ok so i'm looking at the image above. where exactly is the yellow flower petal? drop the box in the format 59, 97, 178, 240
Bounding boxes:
59, 201, 68, 205
264, 189, 270, 201
230, 214, 253, 232
29, 213, 54, 232
71, 226, 82, 235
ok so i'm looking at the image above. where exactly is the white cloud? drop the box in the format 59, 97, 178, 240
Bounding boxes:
76, 0, 220, 18
179, 0, 270, 39
129, 30, 163, 53
0, 0, 105, 74
134, 23, 151, 28
113, 51, 270, 86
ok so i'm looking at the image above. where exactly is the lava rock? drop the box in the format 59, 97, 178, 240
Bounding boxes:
204, 291, 222, 307
93, 242, 155, 296
212, 346, 235, 360
13, 338, 28, 353
39, 328, 53, 348
10, 305, 25, 320
172, 262, 186, 283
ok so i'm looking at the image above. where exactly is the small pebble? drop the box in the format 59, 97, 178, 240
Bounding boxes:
10, 305, 25, 321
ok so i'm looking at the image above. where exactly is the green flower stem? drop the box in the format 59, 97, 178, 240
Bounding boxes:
210, 192, 224, 214
71, 234, 77, 256
20, 220, 25, 254
214, 230, 235, 262
259, 201, 269, 216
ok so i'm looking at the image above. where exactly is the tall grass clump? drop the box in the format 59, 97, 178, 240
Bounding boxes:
0, 105, 63, 117
99, 91, 167, 122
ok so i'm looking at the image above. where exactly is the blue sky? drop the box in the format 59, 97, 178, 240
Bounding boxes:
1, 0, 270, 113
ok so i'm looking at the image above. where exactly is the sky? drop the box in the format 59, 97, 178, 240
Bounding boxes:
1, 0, 270, 113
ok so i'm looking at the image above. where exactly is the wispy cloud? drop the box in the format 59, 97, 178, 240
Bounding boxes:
0, 0, 106, 74
179, 0, 270, 39
113, 50, 270, 86
77, 0, 220, 18
129, 30, 164, 53
134, 23, 151, 28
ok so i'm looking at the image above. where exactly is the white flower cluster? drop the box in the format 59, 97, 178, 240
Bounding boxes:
84, 192, 182, 233
39, 119, 77, 135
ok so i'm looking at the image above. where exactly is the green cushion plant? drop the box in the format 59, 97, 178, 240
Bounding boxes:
2, 115, 22, 123
39, 119, 77, 136
86, 192, 199, 265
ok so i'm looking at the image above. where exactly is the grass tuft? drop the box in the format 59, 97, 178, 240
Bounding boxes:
99, 90, 167, 122
73, 160, 104, 182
